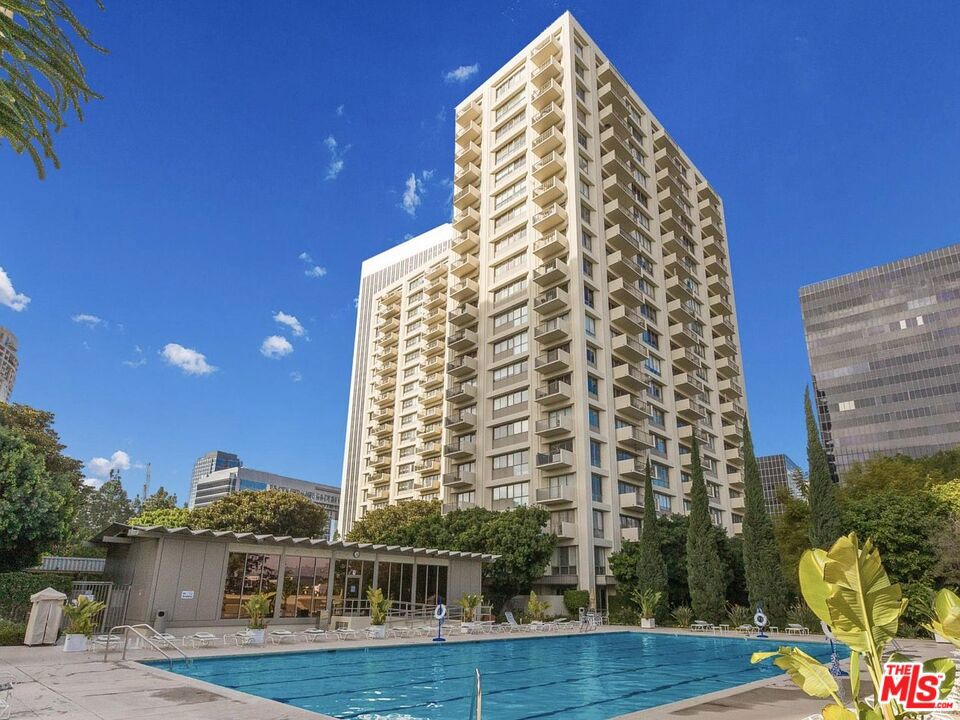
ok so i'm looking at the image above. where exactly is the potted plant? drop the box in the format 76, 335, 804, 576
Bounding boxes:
62, 596, 106, 652
366, 587, 392, 639
241, 592, 273, 645
459, 593, 482, 623
632, 588, 662, 629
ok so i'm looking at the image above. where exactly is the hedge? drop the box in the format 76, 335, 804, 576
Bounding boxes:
0, 619, 25, 646
0, 572, 73, 623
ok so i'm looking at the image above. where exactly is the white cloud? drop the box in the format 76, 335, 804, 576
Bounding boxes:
401, 170, 435, 217
324, 135, 349, 180
72, 313, 104, 327
122, 345, 146, 368
273, 311, 305, 337
336, 104, 345, 116
0, 266, 30, 312
82, 477, 103, 489
86, 450, 131, 479
161, 343, 217, 375
260, 335, 293, 359
290, 371, 303, 383
444, 63, 479, 83
298, 251, 313, 263
304, 265, 327, 278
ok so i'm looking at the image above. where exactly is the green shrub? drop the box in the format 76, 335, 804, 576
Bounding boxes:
726, 603, 752, 628
0, 619, 25, 646
563, 589, 589, 616
609, 605, 639, 625
671, 605, 693, 628
786, 601, 820, 632
0, 572, 72, 622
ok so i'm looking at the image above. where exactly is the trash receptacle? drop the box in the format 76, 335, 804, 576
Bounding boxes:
154, 611, 167, 633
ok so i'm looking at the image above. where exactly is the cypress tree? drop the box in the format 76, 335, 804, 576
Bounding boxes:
805, 387, 841, 548
685, 436, 726, 622
740, 419, 788, 623
637, 459, 667, 613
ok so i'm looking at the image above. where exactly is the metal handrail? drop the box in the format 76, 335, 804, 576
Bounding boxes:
104, 624, 191, 668
469, 668, 482, 719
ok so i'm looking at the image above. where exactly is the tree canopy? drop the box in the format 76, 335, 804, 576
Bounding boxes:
189, 489, 328, 538
0, 403, 83, 483
685, 438, 726, 622
74, 470, 131, 539
127, 506, 190, 528
346, 500, 441, 543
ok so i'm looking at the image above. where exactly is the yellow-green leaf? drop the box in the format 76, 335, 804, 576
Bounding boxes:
799, 547, 832, 625
849, 650, 860, 699
927, 588, 960, 649
922, 657, 956, 699
822, 705, 857, 720
752, 646, 839, 699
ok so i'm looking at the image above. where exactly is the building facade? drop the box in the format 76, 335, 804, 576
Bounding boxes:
800, 243, 960, 478
346, 12, 749, 605
188, 450, 241, 509
756, 454, 804, 516
193, 466, 341, 538
338, 225, 453, 535
0, 327, 18, 403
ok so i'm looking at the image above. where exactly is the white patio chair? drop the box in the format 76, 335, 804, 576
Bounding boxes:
784, 624, 809, 635
0, 672, 14, 720
90, 634, 124, 651
184, 632, 218, 648
269, 630, 297, 645
150, 633, 179, 648
225, 630, 257, 647
691, 621, 714, 632
301, 628, 328, 642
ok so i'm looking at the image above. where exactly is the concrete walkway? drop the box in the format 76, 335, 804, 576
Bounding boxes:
0, 626, 947, 719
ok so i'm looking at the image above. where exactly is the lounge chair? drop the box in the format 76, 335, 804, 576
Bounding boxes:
90, 634, 124, 651
335, 628, 362, 640
225, 630, 258, 646
736, 624, 755, 634
785, 624, 810, 636
301, 628, 329, 643
185, 632, 218, 648
496, 611, 523, 633
0, 672, 14, 720
691, 621, 714, 632
269, 630, 297, 645
150, 633, 179, 648
386, 626, 413, 638
554, 618, 571, 631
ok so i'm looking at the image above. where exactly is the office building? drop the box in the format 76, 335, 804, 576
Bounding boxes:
800, 243, 960, 478
756, 454, 804, 515
338, 225, 453, 535
346, 12, 748, 604
0, 327, 18, 403
193, 466, 341, 539
188, 450, 241, 509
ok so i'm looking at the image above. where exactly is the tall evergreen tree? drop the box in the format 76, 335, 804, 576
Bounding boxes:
740, 419, 788, 622
636, 459, 667, 614
805, 387, 841, 548
685, 437, 726, 622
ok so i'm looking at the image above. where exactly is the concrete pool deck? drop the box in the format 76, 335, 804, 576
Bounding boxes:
0, 625, 946, 719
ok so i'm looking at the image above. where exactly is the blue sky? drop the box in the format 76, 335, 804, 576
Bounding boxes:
2, 1, 959, 502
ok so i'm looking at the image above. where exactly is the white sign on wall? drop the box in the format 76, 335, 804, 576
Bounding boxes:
180, 590, 195, 600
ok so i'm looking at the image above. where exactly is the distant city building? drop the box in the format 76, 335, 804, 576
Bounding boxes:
193, 466, 340, 538
0, 327, 18, 403
338, 224, 453, 535
189, 450, 241, 508
800, 243, 960, 479
756, 454, 804, 515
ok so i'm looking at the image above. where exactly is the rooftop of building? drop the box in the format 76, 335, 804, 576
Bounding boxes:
360, 224, 451, 277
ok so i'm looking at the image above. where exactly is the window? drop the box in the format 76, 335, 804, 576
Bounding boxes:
494, 68, 524, 100
588, 407, 600, 431
492, 359, 527, 383
584, 286, 595, 308
577, 129, 588, 148
654, 493, 671, 513
494, 110, 525, 142
414, 563, 448, 605
591, 473, 603, 502
493, 331, 528, 358
652, 435, 667, 454
493, 304, 528, 331
593, 510, 605, 538
584, 313, 596, 337
493, 277, 528, 304
590, 439, 602, 468
494, 91, 525, 122
399, 445, 415, 457
492, 450, 529, 475
492, 480, 530, 506
644, 356, 661, 376
279, 556, 331, 618
493, 202, 526, 231
642, 329, 659, 350
222, 552, 280, 619
585, 346, 597, 367
581, 229, 593, 252
494, 155, 527, 186
647, 382, 663, 402
582, 258, 594, 278
494, 134, 525, 165
492, 227, 526, 256
493, 419, 528, 441
493, 388, 528, 411
492, 251, 527, 281
651, 462, 670, 488
587, 375, 599, 398
493, 179, 527, 210
581, 204, 592, 224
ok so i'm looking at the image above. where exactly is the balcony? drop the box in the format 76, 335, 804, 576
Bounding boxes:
373, 422, 393, 437
373, 391, 395, 407
452, 184, 480, 210
531, 34, 561, 65
371, 454, 391, 470
449, 303, 478, 327
419, 422, 442, 441
534, 317, 570, 344
536, 485, 575, 504
421, 388, 444, 406
532, 177, 566, 206
445, 411, 477, 431
619, 489, 643, 512
721, 400, 745, 421
534, 286, 569, 315
535, 379, 572, 406
618, 457, 645, 480
531, 78, 562, 109
451, 253, 479, 278
727, 470, 744, 488
714, 336, 738, 358
614, 393, 647, 421
607, 250, 642, 282
446, 382, 477, 404
535, 415, 573, 437
707, 274, 730, 297
424, 289, 446, 310
377, 315, 400, 334
422, 354, 444, 375
447, 355, 478, 378
670, 323, 702, 348
549, 521, 577, 540
612, 333, 646, 363
455, 119, 481, 146
443, 471, 476, 489
367, 472, 390, 486
373, 374, 394, 392
423, 308, 445, 326
674, 372, 706, 397
532, 204, 567, 233
419, 441, 442, 458
529, 233, 567, 265
443, 501, 476, 514
532, 102, 563, 133
450, 278, 479, 302
417, 406, 443, 424
534, 347, 571, 374
613, 363, 647, 391
711, 314, 736, 337
423, 320, 445, 341
444, 441, 476, 460
610, 276, 645, 308
371, 404, 392, 423
609, 305, 646, 335
452, 230, 479, 255
452, 206, 480, 232
711, 294, 733, 316
671, 347, 703, 372
455, 141, 480, 166
423, 339, 446, 357
536, 448, 574, 470
381, 287, 402, 305
666, 276, 699, 304
454, 160, 480, 186
716, 356, 740, 379
421, 373, 445, 390
617, 424, 652, 450
376, 332, 399, 348
532, 126, 564, 156
533, 257, 568, 287
667, 299, 699, 325
675, 398, 705, 422
533, 150, 565, 181
725, 447, 743, 466
605, 223, 642, 255
719, 377, 743, 399
705, 249, 728, 277
448, 328, 478, 352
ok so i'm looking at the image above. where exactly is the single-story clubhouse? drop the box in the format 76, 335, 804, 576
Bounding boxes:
91, 524, 497, 629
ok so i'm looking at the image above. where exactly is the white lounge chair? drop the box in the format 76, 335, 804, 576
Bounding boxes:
225, 630, 258, 646
90, 634, 124, 650
185, 632, 218, 648
0, 672, 14, 720
335, 628, 362, 640
497, 611, 523, 633
691, 621, 714, 632
269, 630, 297, 645
735, 624, 755, 634
554, 618, 571, 631
300, 628, 328, 643
150, 633, 179, 648
785, 624, 810, 635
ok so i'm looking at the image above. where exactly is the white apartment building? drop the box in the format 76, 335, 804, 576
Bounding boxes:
344, 12, 747, 605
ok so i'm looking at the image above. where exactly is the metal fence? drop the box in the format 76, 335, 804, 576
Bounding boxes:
71, 581, 131, 632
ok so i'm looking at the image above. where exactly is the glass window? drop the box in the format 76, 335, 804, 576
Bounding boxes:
591, 473, 603, 502
588, 407, 600, 431
221, 552, 280, 620
590, 439, 602, 468
491, 480, 530, 506
587, 375, 599, 398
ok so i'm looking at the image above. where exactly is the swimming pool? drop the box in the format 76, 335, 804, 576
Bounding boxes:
153, 631, 833, 719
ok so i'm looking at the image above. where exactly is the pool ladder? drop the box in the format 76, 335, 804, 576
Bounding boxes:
468, 668, 482, 719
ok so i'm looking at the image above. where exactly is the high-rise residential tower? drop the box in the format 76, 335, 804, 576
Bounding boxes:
347, 12, 748, 605
756, 454, 804, 516
800, 243, 960, 479
0, 327, 18, 403
338, 225, 453, 535
188, 450, 241, 509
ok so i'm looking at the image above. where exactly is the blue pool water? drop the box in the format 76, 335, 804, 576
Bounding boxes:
152, 632, 833, 719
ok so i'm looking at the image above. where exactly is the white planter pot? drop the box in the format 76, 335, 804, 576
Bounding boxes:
247, 628, 266, 645
369, 625, 386, 639
640, 618, 656, 629
63, 634, 88, 652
